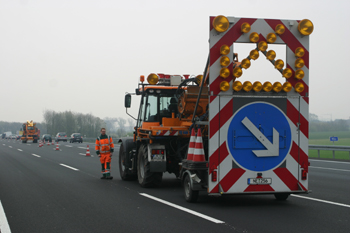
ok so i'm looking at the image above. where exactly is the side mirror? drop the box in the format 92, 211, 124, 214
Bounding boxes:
125, 94, 131, 108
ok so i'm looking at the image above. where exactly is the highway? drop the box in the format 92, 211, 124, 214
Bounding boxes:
0, 139, 349, 233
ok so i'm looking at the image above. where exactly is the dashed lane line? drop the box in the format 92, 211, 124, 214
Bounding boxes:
309, 166, 350, 172
78, 147, 86, 149
8, 146, 12, 148
309, 159, 350, 165
140, 193, 224, 224
32, 154, 41, 158
2, 144, 5, 146
0, 200, 11, 233
59, 164, 79, 171
17, 149, 23, 152
291, 195, 350, 208
65, 145, 73, 148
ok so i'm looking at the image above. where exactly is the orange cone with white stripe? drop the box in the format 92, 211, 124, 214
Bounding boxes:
186, 128, 196, 161
193, 129, 206, 162
52, 140, 54, 145
38, 140, 43, 147
86, 145, 91, 156
55, 142, 60, 151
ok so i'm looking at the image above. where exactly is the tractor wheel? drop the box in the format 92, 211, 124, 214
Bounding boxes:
137, 144, 162, 187
184, 174, 199, 203
119, 142, 137, 181
274, 193, 290, 200
22, 140, 27, 143
33, 139, 37, 143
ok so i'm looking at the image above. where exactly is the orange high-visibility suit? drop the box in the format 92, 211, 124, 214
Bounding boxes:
95, 135, 114, 179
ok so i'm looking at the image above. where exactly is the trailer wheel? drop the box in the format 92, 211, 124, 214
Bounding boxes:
137, 144, 162, 187
119, 142, 136, 181
22, 140, 27, 143
274, 193, 290, 200
184, 174, 199, 203
33, 139, 37, 143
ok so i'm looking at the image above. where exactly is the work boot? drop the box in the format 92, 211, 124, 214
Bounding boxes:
106, 176, 113, 180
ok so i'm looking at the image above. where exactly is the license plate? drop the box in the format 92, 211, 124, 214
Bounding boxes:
248, 178, 272, 185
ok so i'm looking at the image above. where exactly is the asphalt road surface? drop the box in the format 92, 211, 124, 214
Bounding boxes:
0, 139, 349, 233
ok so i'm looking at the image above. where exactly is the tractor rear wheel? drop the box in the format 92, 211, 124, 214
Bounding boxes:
137, 144, 162, 187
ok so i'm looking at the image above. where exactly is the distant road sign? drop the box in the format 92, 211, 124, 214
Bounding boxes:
330, 137, 338, 142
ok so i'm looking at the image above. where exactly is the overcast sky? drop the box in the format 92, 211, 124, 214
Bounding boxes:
0, 0, 349, 123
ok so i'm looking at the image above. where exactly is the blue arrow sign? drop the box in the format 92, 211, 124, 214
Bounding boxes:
330, 137, 338, 142
227, 102, 292, 172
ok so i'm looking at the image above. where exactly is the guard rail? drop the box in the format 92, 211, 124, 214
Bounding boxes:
309, 145, 350, 159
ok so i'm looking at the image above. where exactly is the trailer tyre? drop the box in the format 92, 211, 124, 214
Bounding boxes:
137, 144, 162, 187
119, 142, 137, 181
274, 193, 290, 200
184, 174, 199, 203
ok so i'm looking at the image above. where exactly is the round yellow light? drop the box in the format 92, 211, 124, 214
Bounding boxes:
220, 81, 230, 92
220, 45, 230, 55
274, 59, 284, 70
258, 41, 268, 52
213, 15, 229, 33
241, 22, 251, 33
220, 67, 230, 78
249, 32, 259, 43
282, 68, 293, 79
266, 33, 277, 43
272, 82, 282, 92
266, 50, 276, 61
275, 24, 285, 35
232, 67, 243, 78
282, 82, 292, 92
295, 47, 305, 57
295, 58, 305, 69
241, 58, 251, 69
263, 82, 272, 92
220, 56, 230, 67
232, 81, 243, 92
295, 82, 305, 93
147, 73, 159, 85
298, 19, 314, 36
249, 50, 259, 60
253, 81, 262, 92
243, 81, 252, 92
295, 69, 305, 80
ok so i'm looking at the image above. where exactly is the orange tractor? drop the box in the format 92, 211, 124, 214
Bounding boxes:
21, 120, 40, 143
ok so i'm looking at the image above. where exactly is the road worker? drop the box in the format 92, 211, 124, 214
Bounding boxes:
95, 128, 114, 179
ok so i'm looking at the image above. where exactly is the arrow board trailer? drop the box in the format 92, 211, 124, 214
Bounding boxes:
181, 16, 312, 202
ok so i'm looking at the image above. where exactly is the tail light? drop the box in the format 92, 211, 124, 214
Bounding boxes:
212, 170, 217, 182
302, 169, 307, 180
65, 135, 67, 137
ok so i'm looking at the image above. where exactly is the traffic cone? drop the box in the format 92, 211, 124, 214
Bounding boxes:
86, 145, 91, 156
47, 140, 50, 146
38, 140, 43, 147
193, 129, 206, 162
186, 128, 196, 161
52, 140, 54, 145
54, 142, 60, 151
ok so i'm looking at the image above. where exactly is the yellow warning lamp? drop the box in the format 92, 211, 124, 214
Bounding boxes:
295, 58, 305, 69
213, 15, 230, 33
232, 81, 243, 92
258, 41, 268, 52
266, 33, 277, 43
195, 75, 203, 85
272, 82, 282, 92
295, 82, 305, 93
249, 50, 259, 60
274, 59, 284, 70
241, 59, 251, 69
243, 81, 253, 92
252, 81, 262, 92
220, 67, 230, 78
140, 75, 145, 83
220, 56, 230, 67
295, 47, 305, 57
233, 67, 243, 78
282, 68, 293, 79
147, 73, 159, 85
241, 22, 251, 33
282, 82, 292, 92
220, 45, 230, 55
266, 50, 276, 61
295, 69, 305, 80
298, 19, 314, 36
275, 24, 285, 35
249, 32, 259, 43
220, 81, 230, 92
263, 82, 272, 92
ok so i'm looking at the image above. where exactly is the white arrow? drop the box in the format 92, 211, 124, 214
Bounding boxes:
241, 117, 279, 157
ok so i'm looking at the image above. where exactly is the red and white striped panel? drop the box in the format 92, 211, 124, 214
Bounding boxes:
208, 17, 309, 194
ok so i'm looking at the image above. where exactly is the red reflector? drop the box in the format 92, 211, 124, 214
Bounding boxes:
212, 170, 217, 182
302, 169, 307, 180
161, 150, 164, 155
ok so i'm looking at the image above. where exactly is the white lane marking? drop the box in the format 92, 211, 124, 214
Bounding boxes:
291, 195, 350, 208
59, 164, 79, 171
140, 193, 224, 224
2, 144, 5, 146
309, 159, 350, 165
8, 146, 12, 148
65, 145, 73, 147
0, 200, 12, 233
309, 166, 350, 172
32, 154, 41, 158
17, 149, 23, 152
78, 147, 86, 149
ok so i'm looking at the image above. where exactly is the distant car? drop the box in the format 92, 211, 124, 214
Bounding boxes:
42, 134, 52, 142
69, 133, 83, 143
16, 135, 21, 140
55, 132, 67, 142
11, 135, 16, 139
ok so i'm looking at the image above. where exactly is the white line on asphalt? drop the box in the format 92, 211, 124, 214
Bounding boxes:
65, 145, 73, 147
17, 149, 23, 152
59, 164, 79, 171
309, 166, 350, 172
140, 193, 224, 224
8, 146, 12, 148
2, 144, 5, 146
32, 154, 41, 158
291, 195, 350, 208
78, 147, 86, 149
309, 159, 350, 165
0, 200, 12, 233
